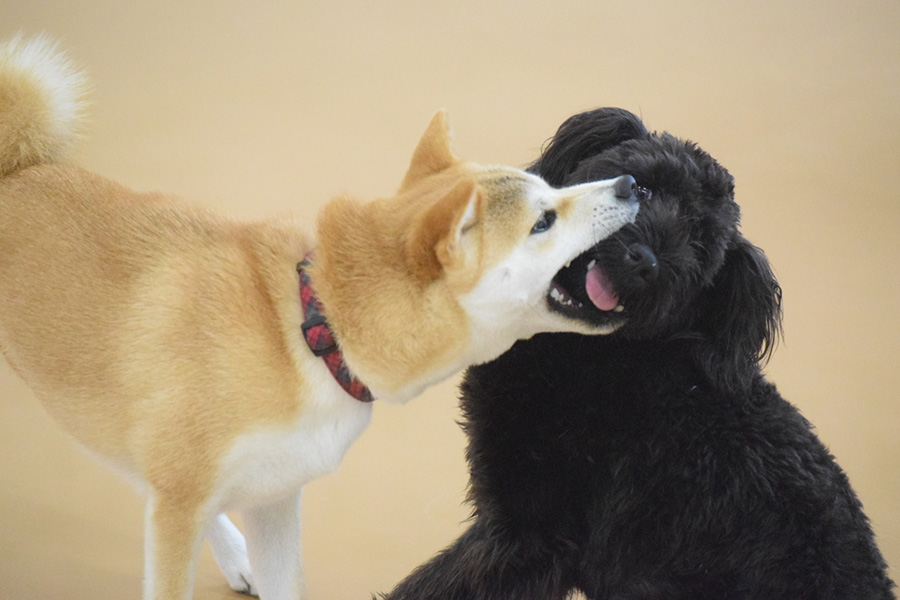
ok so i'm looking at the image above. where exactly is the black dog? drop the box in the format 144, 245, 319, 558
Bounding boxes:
383, 108, 895, 599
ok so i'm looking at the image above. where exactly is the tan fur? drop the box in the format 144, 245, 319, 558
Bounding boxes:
0, 36, 638, 600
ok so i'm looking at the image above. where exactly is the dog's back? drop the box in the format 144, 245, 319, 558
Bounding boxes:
0, 36, 310, 471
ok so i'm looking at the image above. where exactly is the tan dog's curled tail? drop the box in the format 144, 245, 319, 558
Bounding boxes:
0, 34, 87, 177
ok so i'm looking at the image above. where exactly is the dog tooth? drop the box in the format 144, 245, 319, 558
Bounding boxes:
613, 305, 625, 313
587, 259, 597, 271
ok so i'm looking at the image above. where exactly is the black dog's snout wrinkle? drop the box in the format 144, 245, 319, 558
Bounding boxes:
625, 243, 659, 282
614, 174, 637, 200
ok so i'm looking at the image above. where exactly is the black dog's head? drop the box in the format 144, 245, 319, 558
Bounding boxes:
531, 108, 782, 393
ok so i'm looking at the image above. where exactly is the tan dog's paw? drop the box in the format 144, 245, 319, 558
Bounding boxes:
230, 572, 258, 597
207, 514, 257, 596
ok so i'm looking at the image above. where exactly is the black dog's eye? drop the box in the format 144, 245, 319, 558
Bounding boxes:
636, 186, 653, 201
530, 210, 557, 234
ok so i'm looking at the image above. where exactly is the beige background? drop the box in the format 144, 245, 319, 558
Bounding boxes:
1, 1, 898, 598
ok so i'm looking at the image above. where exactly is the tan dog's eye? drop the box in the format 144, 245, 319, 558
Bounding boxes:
530, 210, 557, 235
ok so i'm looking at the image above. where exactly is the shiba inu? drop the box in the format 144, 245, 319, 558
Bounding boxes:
0, 36, 640, 600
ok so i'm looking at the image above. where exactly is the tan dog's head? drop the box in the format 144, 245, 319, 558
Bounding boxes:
398, 111, 641, 364
313, 111, 642, 399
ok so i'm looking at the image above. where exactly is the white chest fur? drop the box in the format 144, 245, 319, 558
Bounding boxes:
214, 359, 373, 511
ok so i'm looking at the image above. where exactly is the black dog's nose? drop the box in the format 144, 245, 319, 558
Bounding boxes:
614, 174, 637, 200
625, 243, 658, 283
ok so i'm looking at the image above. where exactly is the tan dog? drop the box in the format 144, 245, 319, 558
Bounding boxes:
0, 36, 639, 600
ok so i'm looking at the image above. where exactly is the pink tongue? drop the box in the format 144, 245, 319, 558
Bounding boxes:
585, 265, 619, 311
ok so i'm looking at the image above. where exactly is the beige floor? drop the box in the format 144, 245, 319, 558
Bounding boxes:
1, 1, 898, 598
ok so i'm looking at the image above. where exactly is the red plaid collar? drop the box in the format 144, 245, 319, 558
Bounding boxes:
297, 255, 374, 402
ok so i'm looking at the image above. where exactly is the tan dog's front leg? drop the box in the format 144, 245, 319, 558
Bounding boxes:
144, 495, 208, 600
243, 490, 304, 600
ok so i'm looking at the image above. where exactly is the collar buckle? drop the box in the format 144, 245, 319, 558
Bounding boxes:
300, 314, 338, 357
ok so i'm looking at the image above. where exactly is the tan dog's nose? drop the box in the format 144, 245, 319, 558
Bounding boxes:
613, 174, 638, 200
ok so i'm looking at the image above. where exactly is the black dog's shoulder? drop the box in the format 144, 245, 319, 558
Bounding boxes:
463, 336, 892, 598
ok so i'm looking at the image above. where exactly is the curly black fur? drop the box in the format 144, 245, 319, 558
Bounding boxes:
382, 108, 895, 599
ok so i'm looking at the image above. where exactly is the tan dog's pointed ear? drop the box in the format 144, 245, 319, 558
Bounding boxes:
405, 178, 481, 282
400, 110, 459, 190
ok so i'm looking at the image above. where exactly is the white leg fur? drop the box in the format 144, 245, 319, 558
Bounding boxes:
207, 514, 257, 596
242, 490, 305, 600
144, 500, 157, 600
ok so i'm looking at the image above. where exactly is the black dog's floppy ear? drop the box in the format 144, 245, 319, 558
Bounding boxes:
529, 107, 648, 186
695, 236, 783, 393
